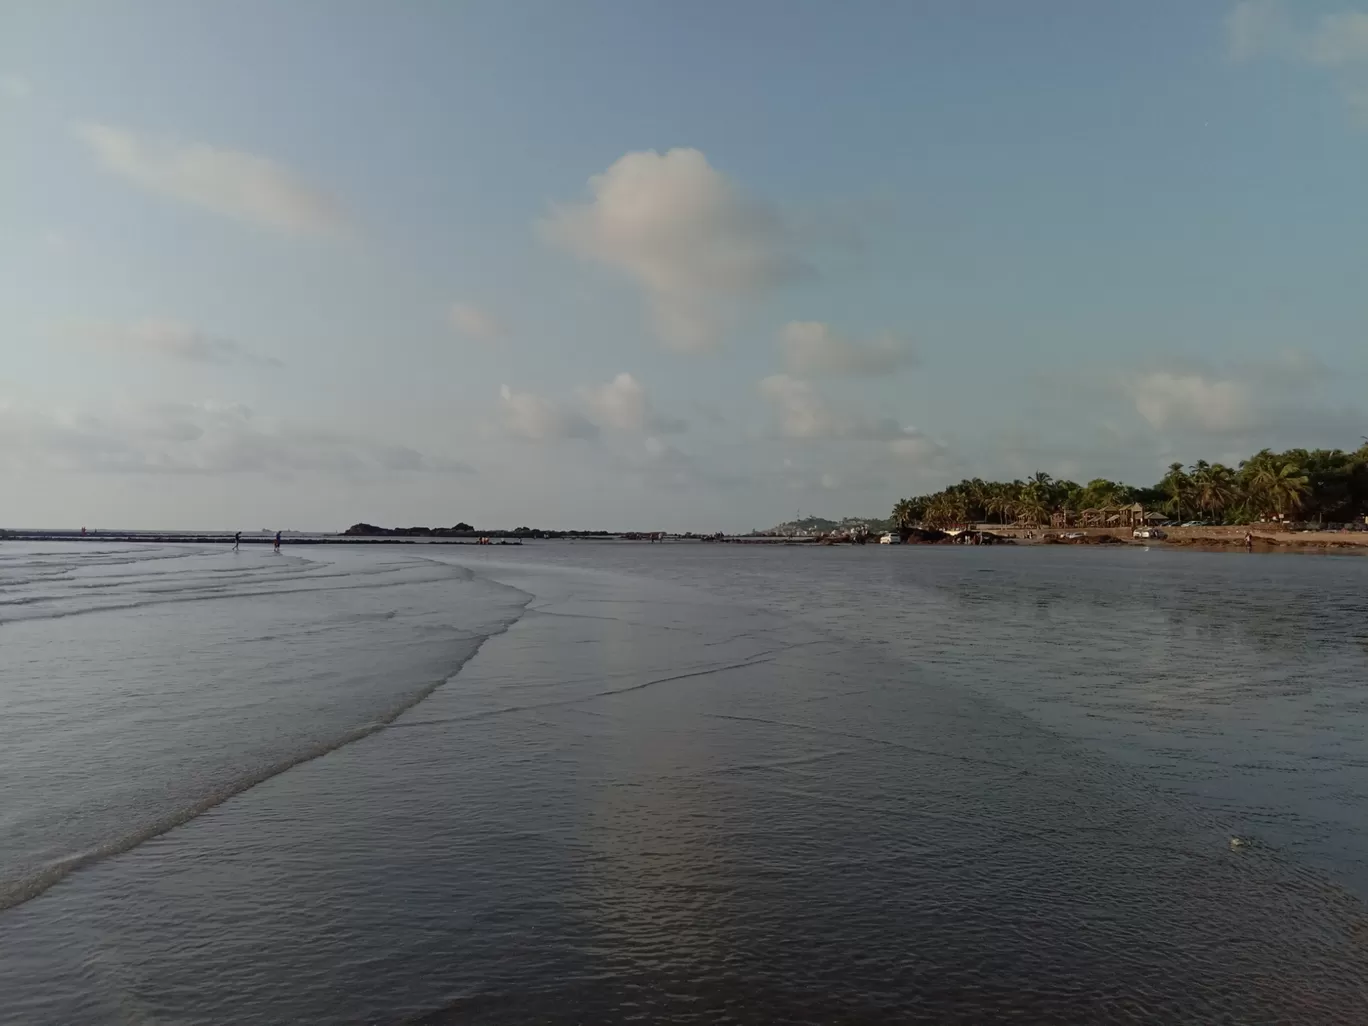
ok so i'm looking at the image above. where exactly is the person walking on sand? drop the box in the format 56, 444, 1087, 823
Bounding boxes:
233, 531, 241, 552
274, 530, 281, 553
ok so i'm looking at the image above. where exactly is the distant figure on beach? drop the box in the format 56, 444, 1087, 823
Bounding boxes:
233, 531, 241, 552
1244, 530, 1254, 552
274, 530, 281, 553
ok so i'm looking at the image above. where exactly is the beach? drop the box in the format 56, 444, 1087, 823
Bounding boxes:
2, 541, 1367, 1024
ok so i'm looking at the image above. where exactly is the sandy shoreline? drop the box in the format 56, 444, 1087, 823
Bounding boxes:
3, 528, 1366, 553
1019, 526, 1368, 553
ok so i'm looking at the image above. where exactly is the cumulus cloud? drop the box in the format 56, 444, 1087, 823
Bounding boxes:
1227, 3, 1368, 115
757, 374, 931, 453
449, 302, 505, 341
1226, 0, 1291, 60
1127, 371, 1256, 433
75, 124, 348, 236
1111, 351, 1361, 445
887, 431, 942, 461
1, 74, 31, 100
580, 372, 686, 434
498, 384, 597, 442
778, 321, 918, 377
1229, 1, 1368, 64
90, 319, 282, 368
0, 398, 469, 477
758, 374, 842, 439
634, 436, 712, 489
1349, 87, 1368, 124
1305, 11, 1368, 67
543, 148, 810, 352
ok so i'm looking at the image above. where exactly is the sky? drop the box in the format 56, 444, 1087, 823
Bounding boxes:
2, 0, 1366, 531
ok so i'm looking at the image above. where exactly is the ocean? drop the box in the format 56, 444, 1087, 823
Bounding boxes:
1, 540, 1366, 1024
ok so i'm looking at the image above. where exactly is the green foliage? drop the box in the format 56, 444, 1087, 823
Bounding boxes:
891, 442, 1368, 529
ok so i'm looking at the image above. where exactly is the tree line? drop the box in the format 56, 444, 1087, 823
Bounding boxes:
891, 444, 1368, 530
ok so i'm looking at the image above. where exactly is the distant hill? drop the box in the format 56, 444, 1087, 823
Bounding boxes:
761, 515, 890, 536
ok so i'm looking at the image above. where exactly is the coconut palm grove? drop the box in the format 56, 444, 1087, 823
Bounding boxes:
892, 444, 1368, 531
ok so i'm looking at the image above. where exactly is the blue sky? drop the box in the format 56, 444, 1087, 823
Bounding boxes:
2, 1, 1366, 530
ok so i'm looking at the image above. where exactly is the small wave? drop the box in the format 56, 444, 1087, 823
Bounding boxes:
706, 712, 1024, 772
394, 645, 817, 731
0, 564, 474, 627
0, 600, 529, 914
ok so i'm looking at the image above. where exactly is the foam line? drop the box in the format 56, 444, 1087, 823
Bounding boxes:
0, 602, 528, 914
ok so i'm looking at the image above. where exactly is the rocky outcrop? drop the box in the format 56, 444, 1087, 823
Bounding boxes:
343, 523, 477, 537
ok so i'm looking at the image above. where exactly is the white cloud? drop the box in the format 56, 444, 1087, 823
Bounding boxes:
778, 321, 918, 377
1226, 1, 1291, 61
449, 302, 504, 341
543, 147, 809, 352
1126, 371, 1255, 432
0, 398, 469, 477
1226, 3, 1368, 115
758, 374, 842, 439
89, 319, 281, 368
888, 431, 941, 461
1348, 87, 1368, 124
1115, 351, 1362, 444
75, 124, 347, 236
636, 436, 708, 488
757, 374, 924, 448
1, 74, 31, 100
1306, 11, 1368, 67
498, 384, 597, 442
1243, 348, 1332, 388
579, 372, 686, 434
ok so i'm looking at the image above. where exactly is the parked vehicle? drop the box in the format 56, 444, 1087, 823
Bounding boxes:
1133, 527, 1168, 540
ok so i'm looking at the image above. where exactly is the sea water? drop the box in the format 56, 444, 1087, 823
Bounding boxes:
1, 541, 1365, 1023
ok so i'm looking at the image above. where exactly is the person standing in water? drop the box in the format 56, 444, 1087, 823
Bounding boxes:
273, 530, 281, 553
233, 531, 241, 552
1244, 530, 1254, 552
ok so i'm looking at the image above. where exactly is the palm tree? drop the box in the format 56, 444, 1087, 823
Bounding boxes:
1241, 450, 1309, 520
885, 440, 1363, 536
984, 484, 1015, 524
963, 478, 990, 523
921, 494, 953, 529
1015, 493, 1047, 527
891, 497, 924, 530
944, 491, 969, 527
1201, 463, 1238, 522
1161, 462, 1192, 521
1263, 462, 1310, 519
1188, 460, 1213, 519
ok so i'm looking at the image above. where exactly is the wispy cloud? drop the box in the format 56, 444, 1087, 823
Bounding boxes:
1126, 371, 1256, 433
75, 123, 349, 236
1226, 2, 1368, 117
579, 372, 686, 434
449, 302, 505, 341
1051, 350, 1365, 451
778, 321, 918, 377
89, 319, 282, 368
543, 148, 811, 352
1, 74, 31, 100
497, 384, 597, 442
0, 398, 470, 477
757, 374, 934, 454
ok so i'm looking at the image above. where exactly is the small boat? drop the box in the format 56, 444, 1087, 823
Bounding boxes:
879, 532, 901, 545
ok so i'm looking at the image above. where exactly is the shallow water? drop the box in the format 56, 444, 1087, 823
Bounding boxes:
1, 541, 1365, 1024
